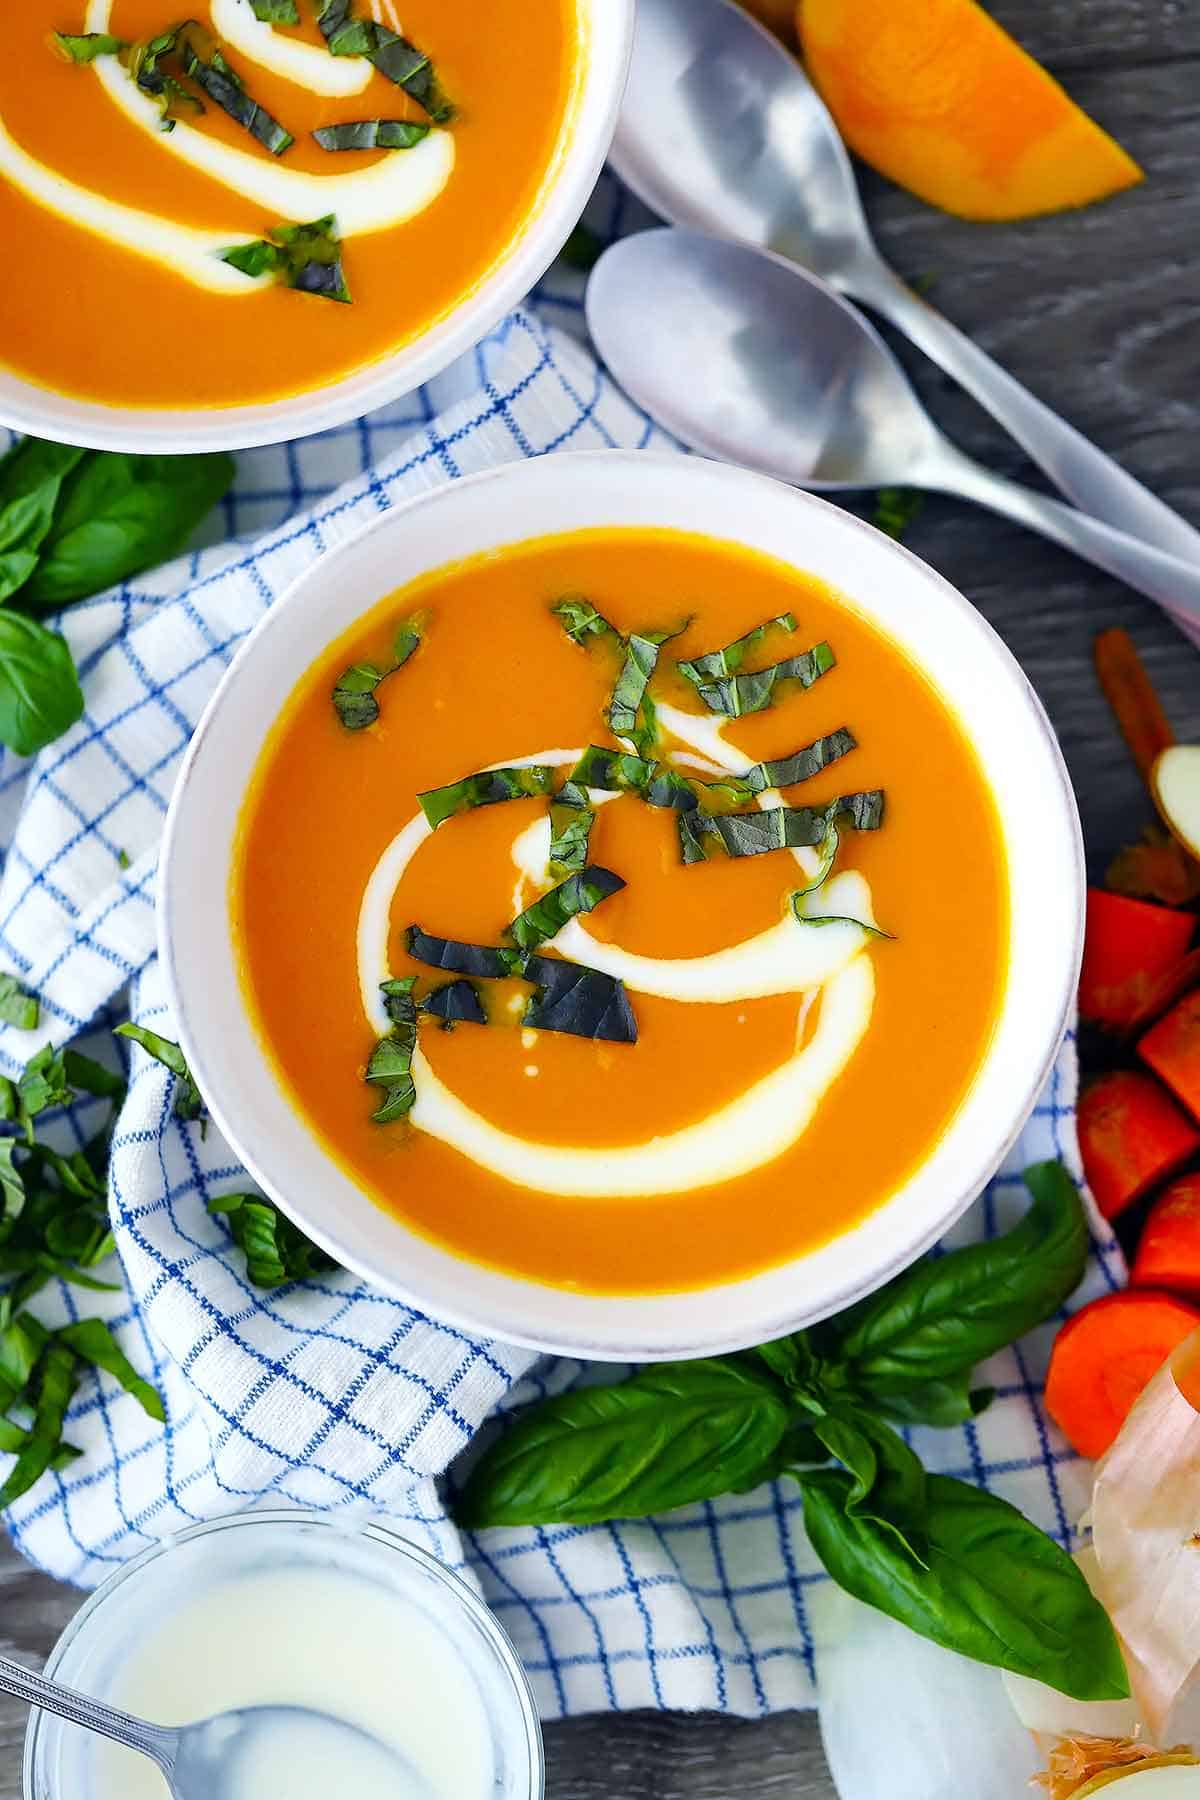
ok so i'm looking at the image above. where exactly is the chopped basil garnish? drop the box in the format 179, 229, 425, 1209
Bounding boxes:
251, 0, 300, 19
677, 613, 799, 687
404, 929, 517, 981
679, 791, 884, 863
208, 1193, 336, 1287
313, 120, 430, 151
52, 31, 127, 61
332, 613, 425, 729
114, 1023, 204, 1122
403, 932, 637, 1044
223, 214, 350, 303
125, 29, 205, 130
570, 745, 753, 816
0, 976, 38, 1032
742, 729, 858, 793
548, 781, 594, 877
508, 867, 626, 953
684, 642, 836, 718
316, 2, 455, 122
418, 765, 556, 831
366, 985, 418, 1124
552, 595, 619, 646
179, 37, 293, 155
419, 980, 487, 1029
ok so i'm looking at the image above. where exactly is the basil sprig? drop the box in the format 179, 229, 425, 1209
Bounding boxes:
0, 435, 233, 756
457, 1165, 1125, 1701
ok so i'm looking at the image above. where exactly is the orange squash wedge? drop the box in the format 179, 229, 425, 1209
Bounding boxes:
797, 0, 1143, 221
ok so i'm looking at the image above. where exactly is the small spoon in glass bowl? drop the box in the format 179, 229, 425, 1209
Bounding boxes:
610, 0, 1200, 575
586, 228, 1200, 634
0, 1650, 431, 1799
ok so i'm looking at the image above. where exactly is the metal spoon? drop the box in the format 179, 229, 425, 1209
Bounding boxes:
586, 229, 1200, 628
1, 1650, 427, 1798
610, 0, 1200, 571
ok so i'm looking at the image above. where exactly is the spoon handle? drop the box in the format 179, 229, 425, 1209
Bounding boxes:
853, 255, 1200, 579
928, 446, 1200, 634
0, 1651, 179, 1777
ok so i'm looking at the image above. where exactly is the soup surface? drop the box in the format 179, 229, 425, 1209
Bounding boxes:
1, 0, 577, 407
234, 528, 1009, 1294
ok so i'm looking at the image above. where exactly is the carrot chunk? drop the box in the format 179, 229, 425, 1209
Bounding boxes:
1045, 1292, 1200, 1458
1077, 1070, 1200, 1220
1093, 628, 1177, 782
1078, 889, 1195, 1028
1140, 991, 1200, 1121
1131, 1176, 1200, 1299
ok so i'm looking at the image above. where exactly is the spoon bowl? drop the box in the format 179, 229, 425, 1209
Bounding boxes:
587, 228, 1200, 626
587, 227, 934, 488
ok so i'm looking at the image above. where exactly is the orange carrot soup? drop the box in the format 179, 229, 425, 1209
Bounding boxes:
233, 529, 1009, 1294
1, 1, 578, 407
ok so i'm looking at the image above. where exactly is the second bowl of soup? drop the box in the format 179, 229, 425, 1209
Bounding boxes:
0, 0, 632, 448
162, 452, 1082, 1358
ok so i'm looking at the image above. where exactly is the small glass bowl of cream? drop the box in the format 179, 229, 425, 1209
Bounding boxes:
23, 1509, 544, 1800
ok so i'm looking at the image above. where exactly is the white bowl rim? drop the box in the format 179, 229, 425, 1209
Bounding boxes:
0, 0, 634, 454
160, 450, 1084, 1362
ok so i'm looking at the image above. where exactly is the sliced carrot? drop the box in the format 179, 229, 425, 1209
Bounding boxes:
1094, 628, 1177, 782
796, 0, 1142, 222
1078, 888, 1195, 1028
1131, 1175, 1200, 1299
1140, 991, 1200, 1121
1077, 1069, 1200, 1221
1123, 948, 1200, 1037
1045, 1291, 1200, 1459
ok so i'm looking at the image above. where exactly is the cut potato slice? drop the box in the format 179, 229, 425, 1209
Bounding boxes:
1154, 747, 1200, 860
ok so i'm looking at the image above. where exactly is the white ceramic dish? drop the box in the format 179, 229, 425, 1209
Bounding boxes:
161, 451, 1084, 1361
0, 1, 633, 455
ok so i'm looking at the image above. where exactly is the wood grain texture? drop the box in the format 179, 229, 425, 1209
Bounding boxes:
2, 0, 1199, 1792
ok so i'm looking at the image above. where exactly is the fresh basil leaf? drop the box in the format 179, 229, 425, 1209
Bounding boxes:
332, 612, 424, 728
607, 627, 686, 755
507, 867, 625, 953
812, 1409, 929, 1564
0, 1418, 28, 1454
679, 791, 884, 864
686, 643, 836, 719
867, 1373, 996, 1431
0, 1143, 24, 1247
404, 928, 517, 981
750, 1332, 818, 1390
62, 1050, 126, 1105
0, 1313, 48, 1411
178, 36, 293, 154
548, 781, 594, 877
743, 729, 858, 794
457, 1359, 794, 1528
873, 488, 923, 542
0, 611, 84, 757
52, 31, 127, 61
124, 28, 206, 128
223, 214, 350, 303
16, 1044, 72, 1142
0, 438, 88, 603
114, 1024, 204, 1122
251, 0, 299, 20
419, 979, 486, 1029
313, 119, 430, 150
832, 1161, 1088, 1387
208, 1193, 337, 1288
571, 744, 654, 796
316, 3, 454, 120
0, 975, 38, 1032
21, 451, 235, 608
677, 613, 798, 686
418, 765, 556, 831
57, 1319, 163, 1422
0, 1340, 78, 1508
797, 1468, 1129, 1702
551, 595, 619, 646
520, 955, 637, 1045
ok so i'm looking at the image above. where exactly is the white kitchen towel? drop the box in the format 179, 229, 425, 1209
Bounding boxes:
0, 293, 1124, 1721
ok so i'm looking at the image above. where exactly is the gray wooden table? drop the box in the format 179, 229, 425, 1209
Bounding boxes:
3, 0, 1199, 1791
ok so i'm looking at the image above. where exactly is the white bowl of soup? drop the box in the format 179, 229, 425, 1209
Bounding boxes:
161, 451, 1083, 1360
0, 0, 632, 451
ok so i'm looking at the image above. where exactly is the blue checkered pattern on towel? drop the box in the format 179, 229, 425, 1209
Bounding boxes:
0, 174, 1123, 1719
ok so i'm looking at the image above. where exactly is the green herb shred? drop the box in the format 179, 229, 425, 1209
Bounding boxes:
418, 765, 556, 831
52, 31, 127, 61
316, 2, 455, 121
507, 867, 626, 953
251, 0, 300, 20
222, 214, 350, 303
178, 37, 293, 155
313, 119, 430, 151
332, 612, 425, 729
